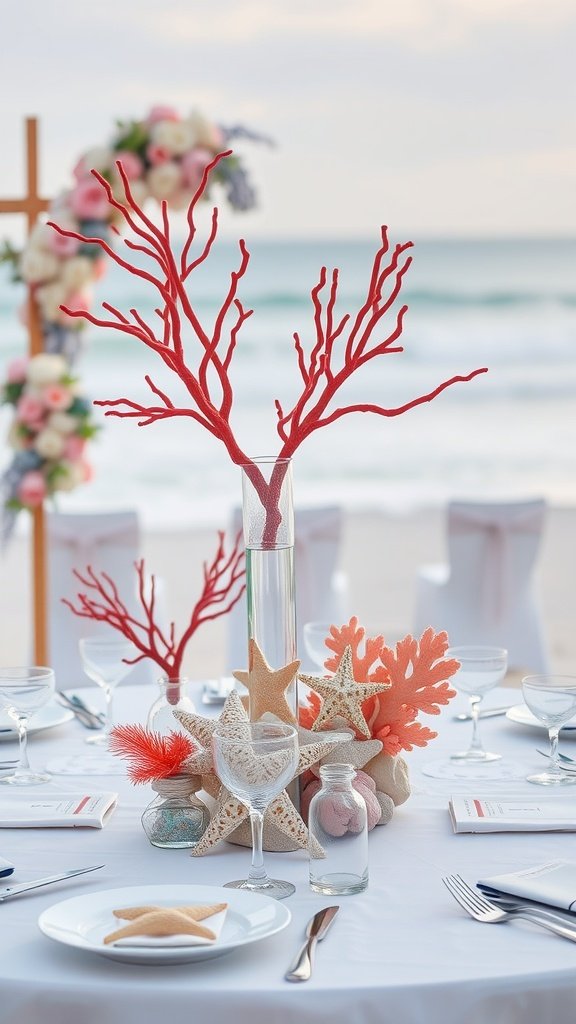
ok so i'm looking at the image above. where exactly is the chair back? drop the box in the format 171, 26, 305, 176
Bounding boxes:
47, 510, 153, 690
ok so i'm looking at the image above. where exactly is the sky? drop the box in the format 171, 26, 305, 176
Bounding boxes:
1, 0, 575, 240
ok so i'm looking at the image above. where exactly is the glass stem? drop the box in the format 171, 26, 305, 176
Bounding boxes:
16, 715, 30, 771
247, 808, 268, 885
548, 726, 561, 773
468, 697, 484, 754
102, 685, 114, 738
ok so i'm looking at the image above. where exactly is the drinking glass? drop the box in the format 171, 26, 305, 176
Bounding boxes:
79, 637, 136, 747
212, 722, 299, 899
448, 646, 508, 762
0, 667, 55, 785
522, 674, 576, 785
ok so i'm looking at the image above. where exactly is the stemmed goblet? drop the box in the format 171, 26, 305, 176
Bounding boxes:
79, 637, 137, 747
448, 646, 508, 762
0, 667, 55, 785
212, 722, 299, 899
522, 674, 576, 785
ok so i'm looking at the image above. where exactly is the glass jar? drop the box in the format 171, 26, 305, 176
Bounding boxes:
308, 763, 369, 895
141, 774, 210, 849
146, 676, 196, 737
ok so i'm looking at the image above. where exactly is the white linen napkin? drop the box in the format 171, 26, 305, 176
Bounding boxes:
111, 907, 228, 947
478, 859, 576, 911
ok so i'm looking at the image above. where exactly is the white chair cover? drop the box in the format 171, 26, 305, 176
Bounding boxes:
413, 498, 550, 673
47, 510, 161, 690
226, 505, 349, 673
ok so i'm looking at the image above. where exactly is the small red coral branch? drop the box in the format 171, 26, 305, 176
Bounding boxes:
109, 724, 196, 783
63, 530, 245, 680
47, 157, 487, 545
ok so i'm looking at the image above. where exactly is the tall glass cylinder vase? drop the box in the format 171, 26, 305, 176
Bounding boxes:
241, 457, 297, 721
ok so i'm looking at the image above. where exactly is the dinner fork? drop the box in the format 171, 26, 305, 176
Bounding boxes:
443, 875, 576, 942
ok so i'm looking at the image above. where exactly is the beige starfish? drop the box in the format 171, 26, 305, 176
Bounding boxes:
299, 645, 390, 738
113, 903, 227, 922
103, 908, 218, 945
233, 638, 300, 724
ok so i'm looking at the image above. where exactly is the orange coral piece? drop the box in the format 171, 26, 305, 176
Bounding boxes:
302, 618, 459, 754
109, 724, 197, 783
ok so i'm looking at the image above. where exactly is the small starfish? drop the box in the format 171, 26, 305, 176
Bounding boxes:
299, 645, 390, 738
113, 903, 227, 922
103, 907, 219, 944
233, 638, 300, 724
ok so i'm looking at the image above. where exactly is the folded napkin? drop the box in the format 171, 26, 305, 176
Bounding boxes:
104, 903, 228, 947
478, 860, 576, 911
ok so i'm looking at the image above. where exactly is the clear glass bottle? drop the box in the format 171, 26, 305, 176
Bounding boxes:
141, 774, 210, 849
146, 676, 196, 737
308, 763, 369, 895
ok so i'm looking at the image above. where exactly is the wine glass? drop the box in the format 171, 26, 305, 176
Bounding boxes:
522, 675, 576, 785
0, 667, 55, 785
79, 637, 136, 747
448, 646, 508, 762
212, 722, 299, 899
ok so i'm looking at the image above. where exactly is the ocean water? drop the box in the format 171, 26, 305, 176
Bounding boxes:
1, 235, 575, 529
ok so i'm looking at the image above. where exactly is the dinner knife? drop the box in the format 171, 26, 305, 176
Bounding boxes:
452, 706, 513, 722
0, 864, 104, 902
285, 905, 339, 982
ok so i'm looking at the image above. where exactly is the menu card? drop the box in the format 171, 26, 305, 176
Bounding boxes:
449, 794, 576, 833
0, 792, 117, 828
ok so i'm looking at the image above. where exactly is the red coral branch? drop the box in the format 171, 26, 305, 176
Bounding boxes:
62, 531, 245, 680
47, 157, 488, 544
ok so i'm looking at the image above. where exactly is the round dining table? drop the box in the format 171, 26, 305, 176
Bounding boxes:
1, 681, 576, 1024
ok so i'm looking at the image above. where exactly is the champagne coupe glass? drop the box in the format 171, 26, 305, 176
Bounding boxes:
0, 667, 55, 785
79, 637, 136, 747
212, 722, 299, 899
449, 646, 508, 762
522, 675, 576, 785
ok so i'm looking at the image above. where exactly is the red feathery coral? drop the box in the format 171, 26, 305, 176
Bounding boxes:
109, 724, 196, 784
300, 617, 459, 755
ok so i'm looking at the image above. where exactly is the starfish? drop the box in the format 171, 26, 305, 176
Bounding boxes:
299, 645, 390, 738
174, 690, 343, 856
112, 903, 227, 922
233, 637, 300, 724
103, 906, 224, 944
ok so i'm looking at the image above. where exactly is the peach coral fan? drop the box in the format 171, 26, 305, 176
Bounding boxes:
300, 617, 459, 756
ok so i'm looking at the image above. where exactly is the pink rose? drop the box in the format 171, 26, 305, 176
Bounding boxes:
114, 151, 143, 180
42, 383, 73, 412
18, 471, 47, 507
45, 224, 80, 258
181, 147, 213, 190
63, 436, 86, 461
64, 291, 92, 315
146, 142, 171, 166
17, 393, 45, 427
6, 356, 29, 384
69, 179, 109, 220
147, 105, 180, 124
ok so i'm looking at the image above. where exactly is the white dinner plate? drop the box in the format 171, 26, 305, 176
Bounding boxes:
506, 704, 576, 735
0, 702, 74, 742
38, 884, 291, 965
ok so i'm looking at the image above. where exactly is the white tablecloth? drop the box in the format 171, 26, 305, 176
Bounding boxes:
1, 683, 576, 1024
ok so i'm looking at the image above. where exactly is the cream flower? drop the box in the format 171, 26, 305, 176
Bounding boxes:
48, 411, 79, 435
187, 111, 223, 151
150, 119, 197, 156
34, 427, 66, 460
56, 460, 84, 492
27, 354, 67, 387
26, 222, 52, 253
60, 256, 95, 292
146, 162, 183, 201
36, 281, 69, 323
80, 146, 114, 175
20, 248, 60, 285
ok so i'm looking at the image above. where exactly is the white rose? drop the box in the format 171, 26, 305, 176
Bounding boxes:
27, 354, 67, 387
36, 281, 69, 322
110, 174, 149, 209
150, 119, 197, 156
81, 146, 114, 174
60, 256, 95, 292
20, 248, 60, 284
27, 222, 52, 253
55, 461, 84, 492
48, 411, 78, 435
187, 111, 222, 150
34, 427, 65, 460
146, 162, 183, 201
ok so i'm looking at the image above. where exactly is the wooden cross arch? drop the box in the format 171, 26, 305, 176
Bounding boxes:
0, 118, 50, 664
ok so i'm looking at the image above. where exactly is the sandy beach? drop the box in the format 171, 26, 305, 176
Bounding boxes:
1, 505, 574, 682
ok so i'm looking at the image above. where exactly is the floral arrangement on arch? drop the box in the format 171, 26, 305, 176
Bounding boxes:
0, 106, 266, 530
0, 352, 96, 516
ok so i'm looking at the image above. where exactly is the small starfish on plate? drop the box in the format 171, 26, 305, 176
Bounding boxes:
103, 908, 219, 945
233, 638, 300, 724
299, 645, 390, 738
112, 903, 227, 922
